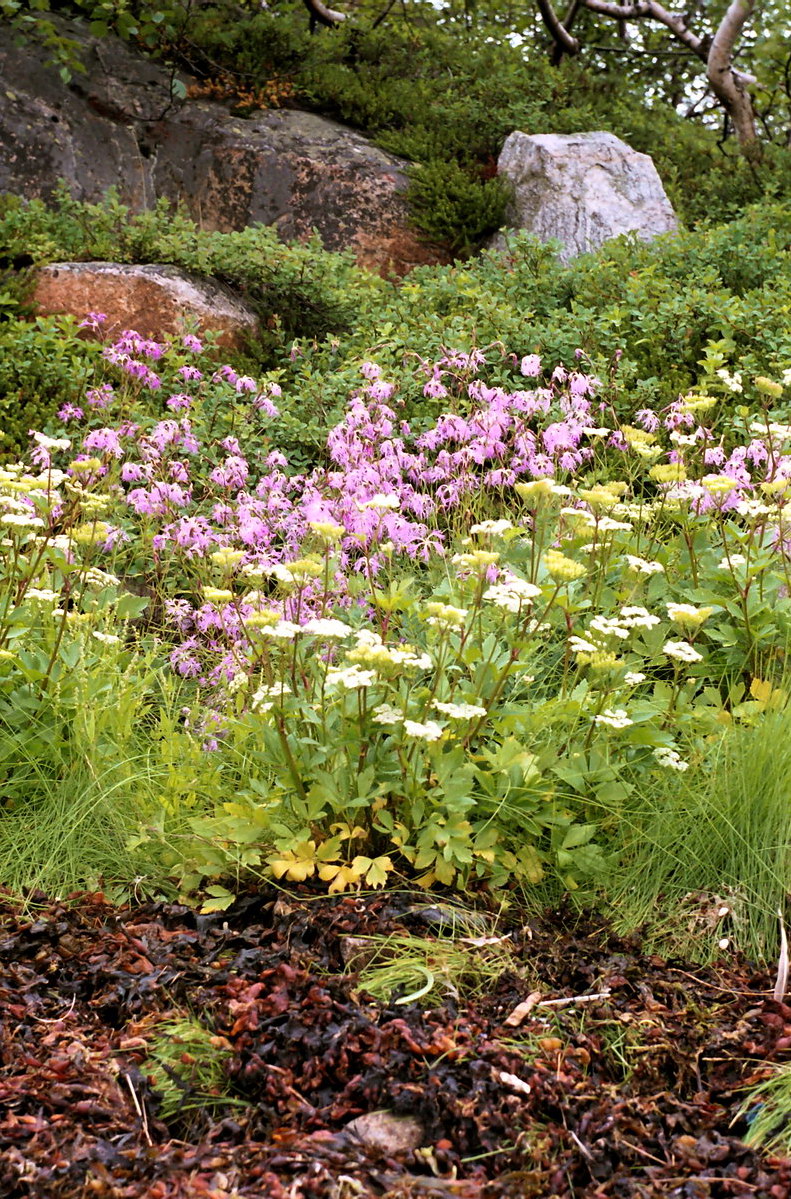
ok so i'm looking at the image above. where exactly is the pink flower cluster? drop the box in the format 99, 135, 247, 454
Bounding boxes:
42, 329, 790, 689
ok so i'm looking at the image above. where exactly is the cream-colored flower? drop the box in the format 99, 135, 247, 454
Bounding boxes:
251, 681, 291, 711
31, 432, 71, 452
543, 549, 586, 582
650, 463, 687, 485
302, 618, 354, 640
203, 587, 235, 604
452, 550, 500, 570
259, 620, 302, 640
402, 718, 444, 741
594, 708, 633, 729
666, 603, 713, 628
25, 588, 59, 604
1, 513, 45, 529
653, 746, 689, 772
589, 616, 630, 640
423, 602, 468, 630
432, 700, 487, 720
470, 519, 515, 536
325, 664, 377, 689
569, 635, 599, 655
624, 554, 664, 576
210, 548, 245, 569
483, 573, 542, 612
663, 640, 703, 664
309, 519, 345, 543
356, 494, 399, 510
372, 703, 403, 725
619, 606, 660, 630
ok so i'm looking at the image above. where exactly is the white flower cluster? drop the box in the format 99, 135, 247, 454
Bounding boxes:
470, 519, 515, 536
594, 709, 633, 729
372, 703, 403, 725
325, 664, 377, 690
25, 587, 59, 604
423, 602, 468, 630
717, 368, 743, 393
302, 617, 354, 640
663, 640, 703, 664
346, 628, 432, 672
653, 746, 689, 772
483, 571, 542, 612
432, 700, 487, 720
624, 554, 664, 575
260, 620, 303, 640
251, 681, 292, 711
619, 606, 661, 630
403, 719, 444, 741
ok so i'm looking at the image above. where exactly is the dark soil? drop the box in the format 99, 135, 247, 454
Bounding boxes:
1, 888, 790, 1198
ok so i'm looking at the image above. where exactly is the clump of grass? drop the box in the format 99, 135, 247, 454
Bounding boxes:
737, 1063, 791, 1155
145, 1016, 237, 1126
345, 916, 522, 1007
608, 708, 791, 963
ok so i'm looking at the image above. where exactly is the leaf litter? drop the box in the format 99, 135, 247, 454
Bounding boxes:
0, 889, 790, 1198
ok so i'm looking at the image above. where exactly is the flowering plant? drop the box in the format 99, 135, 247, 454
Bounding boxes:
3, 323, 791, 908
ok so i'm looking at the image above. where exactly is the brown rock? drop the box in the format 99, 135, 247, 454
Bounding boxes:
0, 18, 446, 276
33, 262, 260, 350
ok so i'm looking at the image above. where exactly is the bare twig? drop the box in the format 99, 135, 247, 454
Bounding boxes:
123, 1072, 152, 1146
774, 907, 789, 1003
537, 988, 612, 1008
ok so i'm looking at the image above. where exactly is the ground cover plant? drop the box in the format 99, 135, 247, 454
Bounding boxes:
6, 194, 791, 474
2, 310, 791, 963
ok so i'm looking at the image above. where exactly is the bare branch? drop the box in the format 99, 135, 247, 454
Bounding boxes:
536, 0, 580, 55
707, 0, 757, 146
301, 0, 347, 28
584, 0, 708, 63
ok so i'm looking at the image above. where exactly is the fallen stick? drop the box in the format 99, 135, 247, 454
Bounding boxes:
536, 988, 612, 1009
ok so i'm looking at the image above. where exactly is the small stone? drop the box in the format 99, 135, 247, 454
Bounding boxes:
344, 1110, 425, 1156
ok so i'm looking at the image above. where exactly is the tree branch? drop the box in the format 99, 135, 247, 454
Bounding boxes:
301, 0, 346, 29
706, 0, 757, 146
536, 0, 580, 55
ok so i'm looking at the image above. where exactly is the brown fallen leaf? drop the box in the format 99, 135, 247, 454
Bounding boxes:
503, 990, 542, 1027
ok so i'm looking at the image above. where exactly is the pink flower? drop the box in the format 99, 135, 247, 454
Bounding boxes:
58, 404, 84, 422
83, 428, 124, 458
78, 311, 107, 330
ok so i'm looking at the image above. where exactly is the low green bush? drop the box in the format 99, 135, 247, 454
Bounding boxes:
268, 200, 791, 468
0, 316, 101, 459
0, 189, 382, 361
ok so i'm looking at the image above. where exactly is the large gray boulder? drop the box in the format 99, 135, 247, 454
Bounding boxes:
496, 131, 678, 261
0, 18, 439, 275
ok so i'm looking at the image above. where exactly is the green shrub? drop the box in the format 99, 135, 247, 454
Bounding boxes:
267, 199, 791, 467
0, 316, 101, 459
406, 160, 512, 256
172, 1, 791, 248
0, 190, 381, 362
